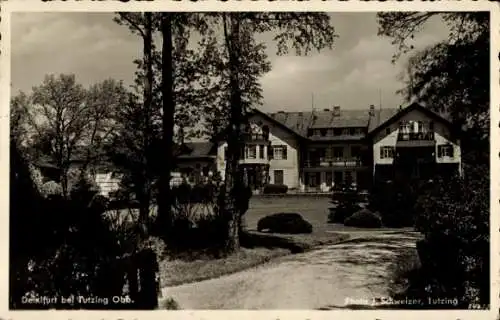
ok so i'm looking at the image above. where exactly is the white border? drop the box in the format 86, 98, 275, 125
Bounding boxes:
1, 1, 498, 320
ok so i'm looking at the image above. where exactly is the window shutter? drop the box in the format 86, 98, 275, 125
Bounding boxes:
437, 146, 442, 158
283, 146, 287, 160
380, 148, 384, 159
268, 146, 274, 159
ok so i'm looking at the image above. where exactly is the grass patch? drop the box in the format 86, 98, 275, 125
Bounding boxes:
159, 247, 290, 287
159, 231, 349, 287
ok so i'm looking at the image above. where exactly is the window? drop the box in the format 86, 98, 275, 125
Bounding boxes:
399, 121, 410, 134
351, 146, 361, 158
380, 146, 394, 159
274, 170, 284, 185
429, 121, 435, 131
245, 145, 257, 159
326, 172, 333, 186
344, 171, 353, 185
318, 148, 326, 160
333, 128, 342, 136
385, 127, 391, 135
320, 128, 327, 137
333, 147, 344, 159
307, 129, 313, 137
334, 171, 343, 185
417, 121, 424, 133
262, 125, 270, 140
349, 128, 356, 136
272, 145, 287, 160
259, 145, 265, 159
343, 128, 350, 135
438, 144, 454, 158
355, 128, 364, 135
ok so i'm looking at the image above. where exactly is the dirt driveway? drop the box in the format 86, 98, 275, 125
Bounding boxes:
161, 230, 422, 310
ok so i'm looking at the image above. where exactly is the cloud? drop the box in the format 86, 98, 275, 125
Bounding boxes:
10, 12, 451, 114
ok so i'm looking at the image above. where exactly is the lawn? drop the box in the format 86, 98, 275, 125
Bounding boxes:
159, 195, 351, 288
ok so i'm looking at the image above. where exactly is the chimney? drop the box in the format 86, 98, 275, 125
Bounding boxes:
333, 105, 340, 117
369, 105, 375, 116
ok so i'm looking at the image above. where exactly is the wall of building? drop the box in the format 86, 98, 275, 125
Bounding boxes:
216, 113, 301, 189
372, 108, 461, 171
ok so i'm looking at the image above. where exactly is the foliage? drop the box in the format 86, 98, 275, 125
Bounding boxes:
40, 181, 63, 197
343, 209, 382, 229
257, 213, 313, 234
11, 143, 129, 309
377, 12, 489, 139
262, 184, 288, 194
328, 189, 362, 224
392, 165, 489, 308
12, 74, 128, 197
369, 179, 417, 228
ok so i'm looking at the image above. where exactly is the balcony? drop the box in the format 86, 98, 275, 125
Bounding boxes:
304, 157, 365, 168
397, 132, 435, 147
242, 133, 269, 143
397, 132, 435, 141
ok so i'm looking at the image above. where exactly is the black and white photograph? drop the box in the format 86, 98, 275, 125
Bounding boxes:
4, 3, 496, 314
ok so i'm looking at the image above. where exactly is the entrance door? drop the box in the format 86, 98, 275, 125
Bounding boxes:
334, 171, 343, 187
274, 170, 284, 185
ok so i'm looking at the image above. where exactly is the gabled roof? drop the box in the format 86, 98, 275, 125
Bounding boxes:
211, 103, 455, 143
177, 142, 216, 159
367, 102, 456, 137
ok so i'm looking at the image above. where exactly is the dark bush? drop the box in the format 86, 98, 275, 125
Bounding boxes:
328, 189, 362, 223
389, 164, 489, 309
369, 179, 417, 228
343, 209, 382, 228
262, 184, 288, 194
257, 213, 312, 234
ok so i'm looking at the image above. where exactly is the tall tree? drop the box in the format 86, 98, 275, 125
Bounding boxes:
114, 13, 157, 237
15, 74, 127, 198
114, 13, 209, 237
377, 12, 489, 158
26, 74, 88, 197
200, 13, 337, 252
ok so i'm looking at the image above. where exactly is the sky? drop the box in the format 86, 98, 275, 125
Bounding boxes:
11, 12, 450, 113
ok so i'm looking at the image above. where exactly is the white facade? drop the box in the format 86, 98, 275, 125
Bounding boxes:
216, 113, 301, 189
372, 108, 462, 177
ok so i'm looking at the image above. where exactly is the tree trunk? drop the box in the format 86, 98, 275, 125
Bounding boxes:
222, 14, 243, 253
157, 13, 175, 237
139, 12, 154, 238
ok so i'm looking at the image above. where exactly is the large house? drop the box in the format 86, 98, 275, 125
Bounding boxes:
34, 102, 462, 195
210, 102, 462, 192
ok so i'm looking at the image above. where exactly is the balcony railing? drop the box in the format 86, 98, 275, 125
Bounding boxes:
304, 157, 365, 168
242, 133, 269, 142
398, 132, 435, 141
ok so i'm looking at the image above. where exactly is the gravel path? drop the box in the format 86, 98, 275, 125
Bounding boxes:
161, 230, 422, 310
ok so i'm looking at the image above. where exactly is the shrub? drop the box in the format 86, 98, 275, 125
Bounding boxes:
344, 209, 382, 228
257, 213, 312, 234
40, 181, 63, 197
328, 189, 362, 223
391, 164, 489, 308
262, 184, 288, 194
369, 180, 416, 228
